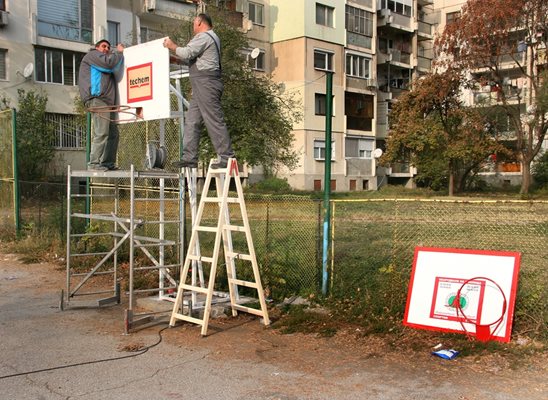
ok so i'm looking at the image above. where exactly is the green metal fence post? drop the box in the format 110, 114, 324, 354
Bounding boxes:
322, 72, 333, 295
11, 108, 20, 236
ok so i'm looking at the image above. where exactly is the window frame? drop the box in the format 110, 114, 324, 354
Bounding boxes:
314, 49, 334, 72
316, 3, 334, 27
345, 52, 371, 79
248, 1, 264, 25
345, 5, 373, 37
0, 49, 6, 80
107, 20, 120, 47
251, 50, 266, 71
37, 0, 93, 44
35, 47, 84, 86
345, 136, 374, 159
314, 139, 335, 161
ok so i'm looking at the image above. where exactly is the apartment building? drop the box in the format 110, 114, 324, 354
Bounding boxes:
434, 0, 547, 188
247, 0, 436, 191
1, 0, 436, 190
0, 0, 195, 173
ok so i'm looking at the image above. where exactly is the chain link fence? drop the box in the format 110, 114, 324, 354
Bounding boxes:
330, 199, 548, 339
0, 109, 18, 240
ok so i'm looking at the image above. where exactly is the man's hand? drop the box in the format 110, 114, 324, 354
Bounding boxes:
116, 44, 125, 53
163, 38, 178, 51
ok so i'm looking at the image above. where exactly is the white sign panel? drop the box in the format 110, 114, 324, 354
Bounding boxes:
117, 38, 171, 122
404, 247, 520, 342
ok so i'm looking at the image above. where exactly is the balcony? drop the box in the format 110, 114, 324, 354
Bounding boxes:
471, 86, 528, 106
417, 20, 433, 40
377, 49, 412, 67
417, 55, 432, 71
377, 9, 414, 33
347, 31, 373, 50
37, 19, 92, 44
389, 162, 416, 176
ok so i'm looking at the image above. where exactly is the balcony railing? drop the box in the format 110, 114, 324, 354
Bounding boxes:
417, 55, 432, 70
417, 20, 432, 37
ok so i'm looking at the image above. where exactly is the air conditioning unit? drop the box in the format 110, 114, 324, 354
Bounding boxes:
0, 11, 9, 27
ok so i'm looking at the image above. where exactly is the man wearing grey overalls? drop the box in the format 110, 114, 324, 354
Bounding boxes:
164, 13, 235, 169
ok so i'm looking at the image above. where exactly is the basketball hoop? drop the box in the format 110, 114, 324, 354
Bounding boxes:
86, 104, 143, 123
455, 276, 507, 342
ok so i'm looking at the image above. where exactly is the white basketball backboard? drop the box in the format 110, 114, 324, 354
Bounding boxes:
117, 38, 172, 122
403, 247, 521, 342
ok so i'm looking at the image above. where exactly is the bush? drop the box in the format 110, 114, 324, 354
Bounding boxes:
532, 151, 548, 189
249, 177, 292, 193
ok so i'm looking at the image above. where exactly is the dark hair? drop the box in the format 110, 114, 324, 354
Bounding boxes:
95, 39, 111, 48
197, 13, 213, 28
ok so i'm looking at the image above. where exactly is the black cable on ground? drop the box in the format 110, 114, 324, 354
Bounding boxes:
0, 324, 170, 380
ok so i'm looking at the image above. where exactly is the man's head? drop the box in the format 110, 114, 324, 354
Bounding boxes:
95, 39, 111, 54
193, 14, 213, 34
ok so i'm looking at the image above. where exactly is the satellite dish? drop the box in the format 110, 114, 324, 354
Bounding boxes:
250, 48, 261, 59
373, 148, 383, 159
23, 63, 34, 79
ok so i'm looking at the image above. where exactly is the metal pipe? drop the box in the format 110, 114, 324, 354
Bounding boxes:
322, 71, 333, 295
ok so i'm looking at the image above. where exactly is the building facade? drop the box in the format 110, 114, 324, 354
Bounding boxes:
12, 1, 540, 192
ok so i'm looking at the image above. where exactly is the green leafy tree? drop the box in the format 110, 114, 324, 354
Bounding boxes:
16, 89, 55, 180
436, 0, 548, 194
168, 7, 301, 175
382, 71, 504, 195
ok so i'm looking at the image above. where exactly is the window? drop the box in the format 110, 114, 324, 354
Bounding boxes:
107, 21, 120, 47
315, 93, 335, 116
345, 92, 373, 131
345, 6, 373, 37
346, 53, 370, 79
37, 0, 93, 43
0, 0, 5, 11
0, 49, 6, 80
316, 3, 334, 27
378, 0, 413, 17
47, 113, 86, 149
248, 2, 264, 25
314, 50, 333, 71
446, 11, 460, 25
248, 50, 265, 71
345, 137, 374, 159
35, 47, 84, 85
140, 26, 163, 43
314, 139, 335, 160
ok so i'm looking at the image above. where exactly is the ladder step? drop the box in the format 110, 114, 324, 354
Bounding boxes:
181, 284, 209, 294
228, 278, 258, 289
226, 252, 253, 261
224, 225, 246, 232
232, 304, 264, 317
187, 255, 214, 263
203, 196, 240, 203
196, 226, 218, 232
171, 313, 205, 325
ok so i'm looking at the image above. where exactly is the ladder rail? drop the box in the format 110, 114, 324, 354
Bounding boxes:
170, 158, 270, 335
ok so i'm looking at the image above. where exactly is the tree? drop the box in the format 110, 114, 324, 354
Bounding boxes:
168, 7, 301, 175
16, 89, 55, 180
381, 71, 504, 195
436, 0, 548, 194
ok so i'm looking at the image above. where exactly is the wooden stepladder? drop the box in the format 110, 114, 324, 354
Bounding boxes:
169, 158, 270, 335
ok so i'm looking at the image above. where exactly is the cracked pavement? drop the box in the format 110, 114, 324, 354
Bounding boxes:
0, 253, 546, 399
